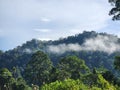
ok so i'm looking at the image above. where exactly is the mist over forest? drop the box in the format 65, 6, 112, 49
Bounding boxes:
1, 0, 120, 90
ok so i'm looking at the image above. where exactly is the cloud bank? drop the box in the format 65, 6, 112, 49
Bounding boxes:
1, 0, 120, 51
48, 35, 120, 54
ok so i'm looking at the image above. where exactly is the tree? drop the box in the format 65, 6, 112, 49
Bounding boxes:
56, 56, 89, 80
109, 0, 120, 20
114, 56, 120, 70
0, 50, 3, 56
40, 78, 116, 90
0, 68, 15, 90
0, 68, 31, 90
12, 66, 22, 79
40, 79, 89, 90
12, 77, 32, 90
24, 51, 53, 86
102, 71, 116, 84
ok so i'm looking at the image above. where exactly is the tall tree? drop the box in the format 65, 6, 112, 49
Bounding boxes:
114, 56, 120, 70
0, 50, 3, 55
24, 51, 53, 86
109, 0, 120, 20
56, 56, 89, 80
0, 68, 15, 90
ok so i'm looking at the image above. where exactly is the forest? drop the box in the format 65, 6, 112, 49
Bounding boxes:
0, 0, 120, 89
0, 31, 120, 90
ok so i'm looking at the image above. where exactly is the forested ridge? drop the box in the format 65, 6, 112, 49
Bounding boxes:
0, 31, 119, 70
0, 31, 120, 90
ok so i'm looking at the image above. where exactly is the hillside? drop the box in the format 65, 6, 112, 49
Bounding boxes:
0, 31, 120, 71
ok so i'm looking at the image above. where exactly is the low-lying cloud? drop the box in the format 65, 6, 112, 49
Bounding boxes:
48, 35, 120, 54
23, 48, 33, 54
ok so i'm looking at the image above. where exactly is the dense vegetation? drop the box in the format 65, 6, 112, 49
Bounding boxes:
0, 51, 120, 90
0, 31, 119, 70
1, 31, 120, 89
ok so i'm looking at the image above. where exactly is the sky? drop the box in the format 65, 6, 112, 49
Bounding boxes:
0, 0, 120, 51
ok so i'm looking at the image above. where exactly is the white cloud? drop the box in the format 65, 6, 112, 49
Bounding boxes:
82, 35, 120, 54
40, 17, 51, 22
37, 38, 51, 41
48, 43, 81, 54
34, 29, 51, 33
48, 35, 120, 54
23, 48, 32, 53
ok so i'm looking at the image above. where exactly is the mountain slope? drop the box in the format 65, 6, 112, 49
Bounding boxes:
0, 31, 120, 71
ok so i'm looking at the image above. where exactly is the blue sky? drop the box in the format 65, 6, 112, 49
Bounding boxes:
0, 0, 120, 51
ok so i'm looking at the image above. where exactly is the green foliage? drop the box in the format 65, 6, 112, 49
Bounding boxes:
109, 0, 120, 20
102, 71, 116, 84
56, 56, 89, 80
31, 84, 39, 90
40, 79, 88, 90
0, 68, 14, 90
0, 68, 14, 84
24, 51, 53, 85
82, 70, 116, 90
0, 68, 31, 90
41, 78, 116, 90
12, 77, 32, 90
0, 68, 12, 77
0, 31, 118, 72
114, 56, 120, 70
115, 85, 120, 90
0, 50, 3, 55
0, 31, 120, 89
12, 66, 22, 79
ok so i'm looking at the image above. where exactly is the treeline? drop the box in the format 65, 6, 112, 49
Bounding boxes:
0, 31, 119, 71
0, 51, 120, 90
